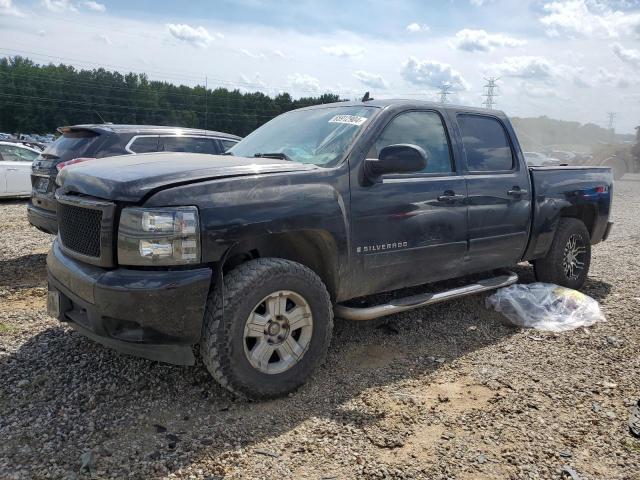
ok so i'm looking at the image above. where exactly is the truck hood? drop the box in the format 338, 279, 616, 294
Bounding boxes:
56, 152, 318, 202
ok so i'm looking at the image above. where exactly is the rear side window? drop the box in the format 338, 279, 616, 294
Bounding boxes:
43, 131, 101, 161
368, 111, 453, 174
0, 145, 39, 162
128, 136, 159, 153
161, 136, 218, 154
220, 139, 238, 152
458, 115, 514, 172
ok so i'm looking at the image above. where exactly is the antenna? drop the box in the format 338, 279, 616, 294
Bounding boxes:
482, 77, 501, 110
94, 110, 107, 124
437, 83, 452, 103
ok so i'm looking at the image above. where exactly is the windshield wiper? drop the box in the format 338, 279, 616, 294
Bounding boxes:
254, 152, 292, 161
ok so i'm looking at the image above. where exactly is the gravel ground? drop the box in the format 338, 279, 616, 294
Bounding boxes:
1, 178, 639, 480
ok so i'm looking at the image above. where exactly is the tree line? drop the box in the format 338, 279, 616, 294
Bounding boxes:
0, 56, 340, 137
1, 55, 636, 152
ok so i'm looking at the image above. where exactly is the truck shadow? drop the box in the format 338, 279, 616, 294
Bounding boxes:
0, 264, 613, 478
0, 253, 48, 288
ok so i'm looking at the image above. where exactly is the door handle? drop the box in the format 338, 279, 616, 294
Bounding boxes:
507, 187, 528, 196
437, 191, 465, 203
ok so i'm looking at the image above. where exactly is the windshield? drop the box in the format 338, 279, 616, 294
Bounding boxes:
42, 131, 102, 161
229, 106, 377, 167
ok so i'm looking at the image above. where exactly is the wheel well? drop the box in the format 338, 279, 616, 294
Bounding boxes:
559, 204, 596, 238
222, 230, 339, 300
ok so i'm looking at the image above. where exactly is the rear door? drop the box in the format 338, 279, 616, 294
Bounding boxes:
453, 113, 531, 271
0, 145, 37, 195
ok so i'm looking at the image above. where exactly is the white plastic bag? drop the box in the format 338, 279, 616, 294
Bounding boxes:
486, 283, 605, 332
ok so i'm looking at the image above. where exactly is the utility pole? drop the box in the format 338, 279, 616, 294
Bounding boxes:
482, 77, 500, 110
438, 83, 452, 103
204, 76, 208, 131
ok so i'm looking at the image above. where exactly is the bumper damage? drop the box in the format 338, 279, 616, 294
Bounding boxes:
47, 239, 212, 365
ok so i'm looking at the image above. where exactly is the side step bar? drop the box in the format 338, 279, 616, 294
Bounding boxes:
334, 271, 518, 321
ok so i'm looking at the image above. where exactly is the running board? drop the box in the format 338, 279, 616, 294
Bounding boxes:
334, 271, 518, 321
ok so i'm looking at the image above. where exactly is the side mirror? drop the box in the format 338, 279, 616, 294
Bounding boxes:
364, 144, 428, 179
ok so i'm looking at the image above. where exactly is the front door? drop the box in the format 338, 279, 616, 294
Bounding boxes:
349, 110, 468, 297
454, 113, 531, 272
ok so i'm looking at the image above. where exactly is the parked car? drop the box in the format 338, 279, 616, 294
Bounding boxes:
0, 141, 41, 198
47, 100, 613, 399
524, 151, 562, 166
28, 124, 241, 233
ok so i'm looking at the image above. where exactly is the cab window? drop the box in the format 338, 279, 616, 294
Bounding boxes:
457, 115, 514, 172
368, 111, 453, 174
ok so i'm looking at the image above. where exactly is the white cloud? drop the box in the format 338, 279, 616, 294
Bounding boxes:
406, 23, 430, 33
596, 67, 631, 88
166, 23, 214, 48
288, 73, 321, 94
488, 56, 557, 80
613, 42, 640, 68
321, 44, 366, 58
470, 0, 495, 5
401, 57, 469, 90
0, 0, 24, 16
540, 0, 640, 38
353, 70, 388, 89
452, 29, 526, 52
272, 50, 286, 58
95, 33, 111, 44
240, 48, 266, 59
239, 73, 268, 92
42, 0, 77, 12
80, 0, 105, 12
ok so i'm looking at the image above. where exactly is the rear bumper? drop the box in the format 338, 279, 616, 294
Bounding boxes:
47, 239, 213, 365
27, 202, 58, 234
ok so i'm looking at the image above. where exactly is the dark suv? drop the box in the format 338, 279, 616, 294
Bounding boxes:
28, 124, 240, 233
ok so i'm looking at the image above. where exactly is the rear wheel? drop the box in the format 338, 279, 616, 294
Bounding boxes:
534, 218, 591, 289
200, 258, 333, 399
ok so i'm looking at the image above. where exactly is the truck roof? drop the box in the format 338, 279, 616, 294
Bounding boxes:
298, 99, 506, 117
57, 124, 242, 140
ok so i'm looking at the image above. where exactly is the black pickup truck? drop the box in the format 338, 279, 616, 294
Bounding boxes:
47, 100, 613, 399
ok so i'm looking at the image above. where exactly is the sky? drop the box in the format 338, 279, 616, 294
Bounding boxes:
1, 0, 640, 133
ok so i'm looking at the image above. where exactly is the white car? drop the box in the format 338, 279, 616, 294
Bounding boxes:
0, 141, 41, 198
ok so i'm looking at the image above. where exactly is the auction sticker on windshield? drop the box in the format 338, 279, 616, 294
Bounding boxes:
328, 115, 368, 126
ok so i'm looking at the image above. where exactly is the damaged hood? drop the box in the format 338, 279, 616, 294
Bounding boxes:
56, 152, 317, 202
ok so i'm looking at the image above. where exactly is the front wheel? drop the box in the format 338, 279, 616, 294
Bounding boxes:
534, 218, 591, 289
200, 258, 333, 399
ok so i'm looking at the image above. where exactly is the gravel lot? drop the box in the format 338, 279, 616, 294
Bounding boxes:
1, 178, 639, 480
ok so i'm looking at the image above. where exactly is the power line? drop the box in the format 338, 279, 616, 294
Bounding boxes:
482, 77, 500, 110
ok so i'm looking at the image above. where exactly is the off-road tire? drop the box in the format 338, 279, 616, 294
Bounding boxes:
200, 258, 333, 399
534, 218, 591, 289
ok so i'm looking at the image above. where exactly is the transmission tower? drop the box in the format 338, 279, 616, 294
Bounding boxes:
482, 77, 500, 110
607, 112, 616, 131
438, 83, 452, 103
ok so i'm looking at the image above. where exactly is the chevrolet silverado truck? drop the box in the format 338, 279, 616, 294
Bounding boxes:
47, 100, 613, 399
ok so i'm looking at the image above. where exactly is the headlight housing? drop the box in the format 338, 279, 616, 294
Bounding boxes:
117, 206, 201, 266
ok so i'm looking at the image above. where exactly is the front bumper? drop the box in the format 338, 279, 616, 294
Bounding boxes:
47, 239, 213, 365
27, 202, 58, 234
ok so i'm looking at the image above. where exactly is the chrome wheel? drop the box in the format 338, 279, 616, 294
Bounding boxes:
243, 290, 313, 374
563, 234, 587, 280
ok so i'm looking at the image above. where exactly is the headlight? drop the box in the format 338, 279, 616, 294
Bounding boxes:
117, 206, 201, 266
